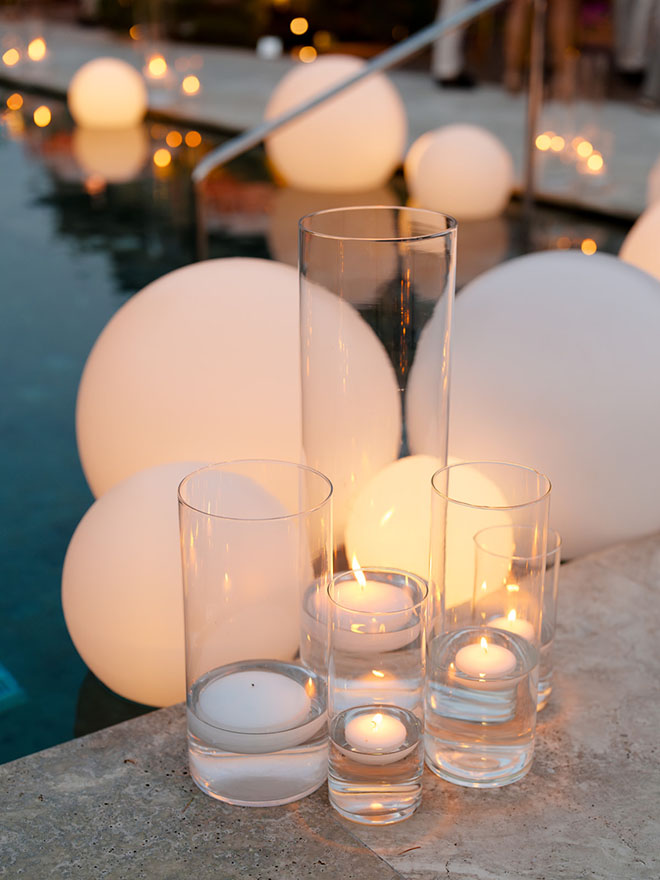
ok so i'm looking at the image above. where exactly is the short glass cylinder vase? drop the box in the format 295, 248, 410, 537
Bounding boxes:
326, 568, 426, 825
299, 206, 457, 573
178, 460, 333, 806
425, 461, 551, 787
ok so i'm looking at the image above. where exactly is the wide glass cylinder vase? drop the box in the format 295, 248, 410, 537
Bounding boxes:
178, 459, 333, 806
299, 206, 457, 573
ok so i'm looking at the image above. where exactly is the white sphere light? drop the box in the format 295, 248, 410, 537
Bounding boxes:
435, 250, 660, 558
68, 57, 148, 130
76, 258, 302, 498
620, 202, 660, 282
62, 461, 202, 706
404, 124, 514, 220
73, 125, 148, 183
344, 455, 509, 607
264, 55, 407, 192
302, 283, 401, 537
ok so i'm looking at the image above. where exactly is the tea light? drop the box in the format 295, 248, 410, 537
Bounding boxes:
489, 610, 535, 642
193, 669, 325, 753
343, 710, 415, 764
455, 636, 516, 678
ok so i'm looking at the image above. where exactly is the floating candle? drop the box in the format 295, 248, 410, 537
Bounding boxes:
489, 609, 535, 642
455, 636, 517, 678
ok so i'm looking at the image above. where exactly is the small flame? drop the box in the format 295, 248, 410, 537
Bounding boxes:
480, 637, 488, 653
507, 609, 517, 623
371, 670, 385, 678
305, 677, 316, 698
351, 555, 366, 588
481, 580, 488, 592
371, 713, 383, 730
506, 583, 519, 592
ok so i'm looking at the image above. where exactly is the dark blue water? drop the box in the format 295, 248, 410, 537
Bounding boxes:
0, 86, 630, 765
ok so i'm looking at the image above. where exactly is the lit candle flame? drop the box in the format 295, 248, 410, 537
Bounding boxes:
506, 583, 519, 592
371, 713, 383, 730
351, 555, 366, 588
507, 609, 517, 623
480, 637, 488, 653
305, 677, 316, 698
371, 669, 385, 678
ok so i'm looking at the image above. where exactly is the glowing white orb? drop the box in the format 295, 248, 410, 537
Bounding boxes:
345, 455, 509, 607
72, 125, 148, 183
302, 284, 401, 537
620, 202, 660, 282
265, 55, 407, 192
68, 57, 148, 130
442, 251, 660, 558
77, 258, 301, 498
62, 462, 202, 706
404, 124, 514, 220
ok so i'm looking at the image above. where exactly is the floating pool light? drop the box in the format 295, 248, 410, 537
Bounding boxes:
62, 461, 202, 706
405, 124, 514, 220
264, 55, 407, 192
68, 57, 148, 129
445, 250, 660, 557
73, 126, 148, 183
76, 258, 302, 497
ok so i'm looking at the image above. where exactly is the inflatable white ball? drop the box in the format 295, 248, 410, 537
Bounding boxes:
440, 250, 660, 558
264, 55, 407, 192
76, 258, 301, 498
68, 57, 148, 130
620, 202, 660, 282
62, 461, 202, 706
73, 125, 148, 183
405, 124, 514, 220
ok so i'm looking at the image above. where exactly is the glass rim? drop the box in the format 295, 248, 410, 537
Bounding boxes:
327, 567, 428, 615
431, 460, 552, 510
298, 205, 457, 243
178, 458, 333, 521
473, 525, 562, 563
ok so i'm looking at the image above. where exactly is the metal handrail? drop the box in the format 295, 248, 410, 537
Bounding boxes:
192, 0, 512, 184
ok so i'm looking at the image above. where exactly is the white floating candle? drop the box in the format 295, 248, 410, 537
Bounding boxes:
342, 710, 416, 765
455, 636, 516, 678
489, 610, 535, 642
192, 669, 326, 754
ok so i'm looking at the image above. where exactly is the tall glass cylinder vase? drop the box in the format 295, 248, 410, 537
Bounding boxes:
178, 459, 333, 806
299, 206, 457, 574
425, 461, 551, 787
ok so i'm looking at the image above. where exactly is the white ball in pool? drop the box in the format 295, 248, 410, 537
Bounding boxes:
264, 55, 407, 192
68, 57, 148, 130
620, 202, 660, 282
76, 258, 302, 498
73, 125, 148, 183
62, 462, 200, 706
302, 284, 401, 538
344, 455, 509, 607
435, 250, 660, 559
62, 462, 304, 707
404, 124, 514, 220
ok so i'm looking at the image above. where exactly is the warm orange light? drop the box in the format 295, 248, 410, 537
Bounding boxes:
506, 583, 520, 592
33, 105, 51, 127
507, 609, 517, 622
2, 48, 20, 67
480, 636, 489, 652
181, 74, 200, 95
184, 130, 202, 148
550, 135, 565, 152
351, 555, 367, 588
557, 236, 571, 249
6, 93, 23, 110
587, 153, 604, 172
581, 238, 597, 255
299, 45, 317, 63
371, 669, 385, 678
27, 38, 47, 61
371, 712, 383, 729
304, 676, 316, 698
166, 130, 182, 148
129, 25, 141, 40
313, 30, 332, 49
290, 16, 309, 35
84, 174, 106, 195
576, 140, 593, 158
535, 133, 551, 151
153, 147, 171, 168
147, 55, 167, 78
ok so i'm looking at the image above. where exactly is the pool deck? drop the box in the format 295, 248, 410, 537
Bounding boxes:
1, 17, 659, 216
2, 531, 659, 879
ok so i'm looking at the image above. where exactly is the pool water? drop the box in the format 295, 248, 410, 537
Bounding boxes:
0, 86, 630, 765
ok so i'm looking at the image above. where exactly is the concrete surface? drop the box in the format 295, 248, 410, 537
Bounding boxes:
2, 531, 659, 879
1, 18, 659, 217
